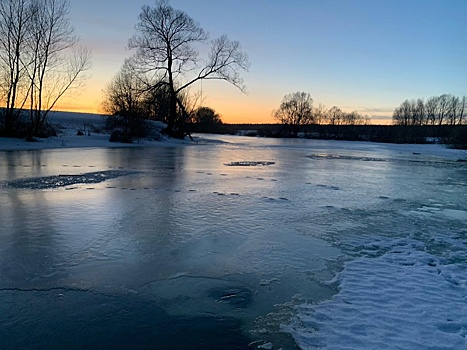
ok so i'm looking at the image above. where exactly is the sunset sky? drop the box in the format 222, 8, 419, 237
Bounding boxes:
61, 0, 467, 124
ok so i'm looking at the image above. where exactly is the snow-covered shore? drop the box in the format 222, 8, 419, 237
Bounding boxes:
1, 111, 466, 163
0, 111, 191, 151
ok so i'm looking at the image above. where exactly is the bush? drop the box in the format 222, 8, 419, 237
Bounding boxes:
104, 114, 163, 143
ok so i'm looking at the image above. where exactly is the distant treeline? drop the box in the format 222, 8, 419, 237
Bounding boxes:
393, 94, 466, 126
190, 123, 467, 149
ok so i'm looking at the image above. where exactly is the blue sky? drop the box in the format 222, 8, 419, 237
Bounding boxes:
66, 0, 467, 124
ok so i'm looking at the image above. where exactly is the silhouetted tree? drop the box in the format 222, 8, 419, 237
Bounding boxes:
0, 0, 31, 135
127, 0, 249, 138
192, 106, 222, 125
394, 94, 467, 127
273, 91, 314, 137
326, 106, 343, 126
425, 96, 438, 126
0, 0, 90, 138
102, 59, 146, 118
26, 0, 90, 139
313, 104, 327, 125
457, 96, 466, 125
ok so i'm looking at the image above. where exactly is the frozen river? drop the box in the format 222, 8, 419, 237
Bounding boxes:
1, 136, 466, 349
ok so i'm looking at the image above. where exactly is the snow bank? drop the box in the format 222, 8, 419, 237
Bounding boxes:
287, 241, 467, 350
0, 111, 190, 151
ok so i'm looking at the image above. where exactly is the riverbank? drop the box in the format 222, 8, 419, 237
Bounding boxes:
1, 112, 466, 163
0, 111, 193, 151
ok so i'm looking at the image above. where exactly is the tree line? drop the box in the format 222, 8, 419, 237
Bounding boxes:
0, 0, 90, 139
272, 91, 370, 137
393, 94, 466, 127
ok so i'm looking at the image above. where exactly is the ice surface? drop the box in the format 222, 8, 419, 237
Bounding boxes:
1, 134, 466, 349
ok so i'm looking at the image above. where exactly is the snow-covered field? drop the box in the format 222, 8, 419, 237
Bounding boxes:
1, 118, 466, 349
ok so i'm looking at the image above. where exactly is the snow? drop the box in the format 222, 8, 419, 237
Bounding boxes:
287, 240, 467, 349
0, 111, 192, 151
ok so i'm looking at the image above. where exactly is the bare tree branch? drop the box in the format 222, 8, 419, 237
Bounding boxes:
125, 0, 249, 137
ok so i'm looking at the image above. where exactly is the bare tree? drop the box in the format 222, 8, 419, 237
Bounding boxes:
327, 106, 344, 126
26, 0, 90, 138
273, 91, 314, 137
313, 104, 327, 125
414, 98, 426, 126
457, 96, 466, 125
425, 96, 438, 126
0, 0, 90, 138
0, 0, 31, 135
446, 95, 460, 125
102, 59, 146, 118
435, 94, 451, 126
128, 0, 249, 138
393, 99, 425, 126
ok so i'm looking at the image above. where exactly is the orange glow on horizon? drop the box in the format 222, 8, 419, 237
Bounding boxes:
54, 83, 392, 125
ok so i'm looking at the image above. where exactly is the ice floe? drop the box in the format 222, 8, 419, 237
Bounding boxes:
2, 170, 137, 190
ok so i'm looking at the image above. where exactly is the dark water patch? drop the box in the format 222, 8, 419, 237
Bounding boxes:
225, 161, 275, 167
0, 289, 252, 349
317, 184, 340, 190
3, 170, 138, 190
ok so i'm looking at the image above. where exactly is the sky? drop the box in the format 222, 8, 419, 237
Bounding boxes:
60, 0, 467, 124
